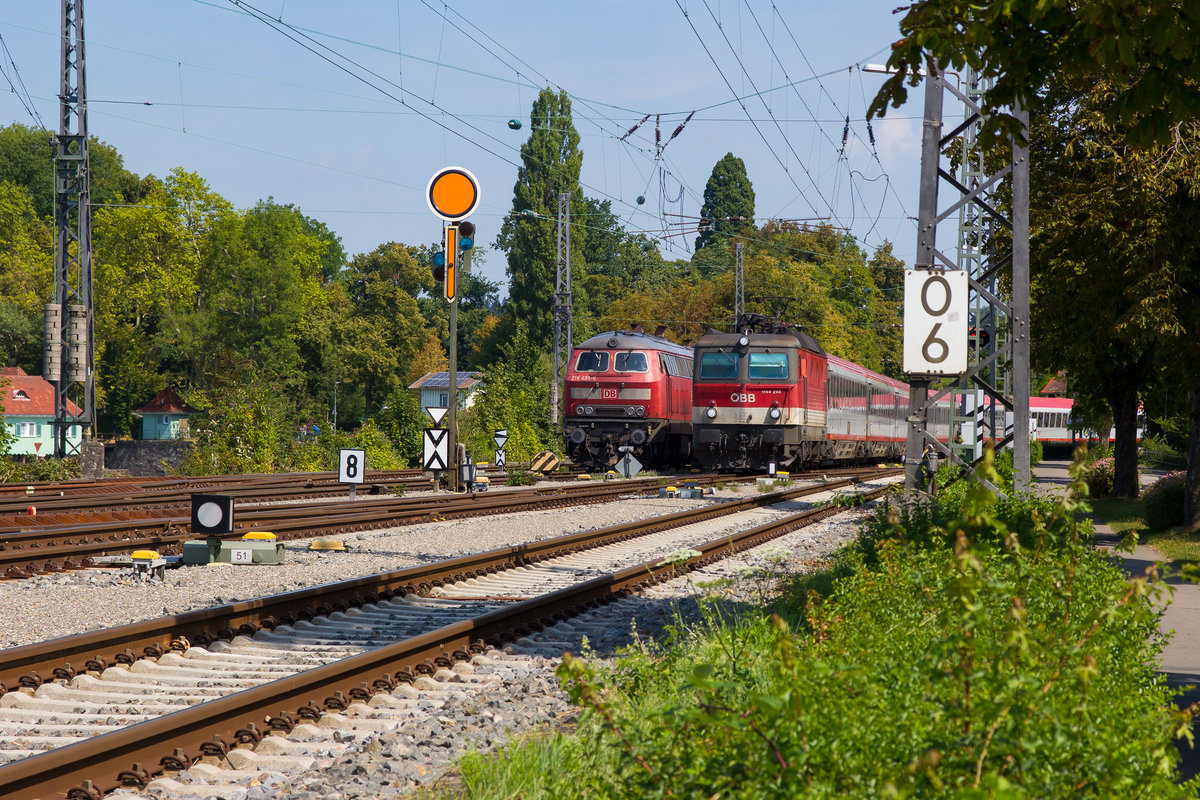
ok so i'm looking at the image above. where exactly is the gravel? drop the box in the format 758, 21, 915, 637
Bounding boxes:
0, 482, 758, 649
8, 478, 891, 800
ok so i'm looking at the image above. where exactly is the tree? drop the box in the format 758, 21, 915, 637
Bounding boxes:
869, 0, 1200, 147
0, 180, 53, 371
495, 88, 586, 343
694, 153, 755, 252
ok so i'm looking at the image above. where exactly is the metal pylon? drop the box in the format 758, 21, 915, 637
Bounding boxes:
904, 64, 1031, 495
550, 191, 573, 427
48, 0, 94, 457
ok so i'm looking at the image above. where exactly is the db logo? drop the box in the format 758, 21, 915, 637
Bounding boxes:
730, 392, 756, 403
602, 388, 618, 400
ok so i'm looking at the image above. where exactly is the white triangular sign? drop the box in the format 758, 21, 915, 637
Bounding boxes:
493, 429, 508, 448
426, 406, 449, 426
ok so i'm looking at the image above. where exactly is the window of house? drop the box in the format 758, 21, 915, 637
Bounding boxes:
575, 351, 609, 372
162, 415, 170, 425
439, 392, 449, 407
13, 390, 28, 399
697, 351, 738, 380
614, 351, 648, 372
16, 422, 38, 437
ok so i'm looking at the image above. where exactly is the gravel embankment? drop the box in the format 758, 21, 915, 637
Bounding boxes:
0, 484, 759, 649
104, 501, 882, 800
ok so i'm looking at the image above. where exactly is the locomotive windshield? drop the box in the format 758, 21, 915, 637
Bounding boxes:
697, 351, 738, 380
575, 351, 609, 372
747, 352, 789, 380
614, 351, 648, 372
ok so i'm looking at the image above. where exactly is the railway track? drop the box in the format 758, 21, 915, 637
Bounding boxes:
0, 470, 898, 799
0, 469, 888, 581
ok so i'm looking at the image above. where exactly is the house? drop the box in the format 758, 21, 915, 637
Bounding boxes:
408, 371, 483, 414
2, 367, 83, 456
133, 387, 196, 440
1039, 371, 1068, 397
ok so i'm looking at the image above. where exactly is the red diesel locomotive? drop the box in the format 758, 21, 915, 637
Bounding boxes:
691, 314, 950, 471
563, 329, 694, 469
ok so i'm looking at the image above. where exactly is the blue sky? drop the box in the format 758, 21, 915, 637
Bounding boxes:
0, 1, 926, 291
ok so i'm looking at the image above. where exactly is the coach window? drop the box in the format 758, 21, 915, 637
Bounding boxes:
748, 351, 789, 380
576, 351, 609, 372
698, 351, 739, 380
615, 351, 648, 372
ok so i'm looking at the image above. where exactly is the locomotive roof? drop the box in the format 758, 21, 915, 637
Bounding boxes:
695, 330, 826, 356
575, 330, 693, 357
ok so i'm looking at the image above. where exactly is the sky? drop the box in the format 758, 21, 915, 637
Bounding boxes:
0, 1, 931, 293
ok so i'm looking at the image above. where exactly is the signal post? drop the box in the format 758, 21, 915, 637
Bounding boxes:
426, 167, 480, 492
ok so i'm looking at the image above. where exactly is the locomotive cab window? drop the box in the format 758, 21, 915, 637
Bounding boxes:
747, 351, 789, 380
697, 351, 739, 380
575, 351, 609, 372
614, 351, 648, 372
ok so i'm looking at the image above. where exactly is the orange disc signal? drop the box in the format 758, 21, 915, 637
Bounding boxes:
426, 167, 480, 221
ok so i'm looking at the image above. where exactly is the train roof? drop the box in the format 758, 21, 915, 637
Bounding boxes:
574, 330, 693, 357
695, 330, 827, 356
826, 354, 909, 391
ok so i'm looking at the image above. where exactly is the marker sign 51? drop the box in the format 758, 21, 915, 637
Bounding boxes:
903, 269, 968, 376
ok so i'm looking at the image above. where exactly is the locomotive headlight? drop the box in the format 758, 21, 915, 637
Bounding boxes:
636, 406, 645, 417
738, 336, 750, 347
705, 404, 717, 419
769, 403, 781, 420
583, 405, 594, 416
626, 406, 637, 416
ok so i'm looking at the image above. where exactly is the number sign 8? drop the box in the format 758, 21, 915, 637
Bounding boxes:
339, 448, 366, 484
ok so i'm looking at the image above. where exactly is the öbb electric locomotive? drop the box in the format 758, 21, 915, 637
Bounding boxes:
691, 314, 950, 471
563, 329, 694, 469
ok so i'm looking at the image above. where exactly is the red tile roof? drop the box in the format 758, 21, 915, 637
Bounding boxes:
2, 367, 82, 416
136, 387, 196, 415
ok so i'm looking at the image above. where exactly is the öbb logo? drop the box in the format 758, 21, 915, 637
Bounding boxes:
730, 392, 756, 403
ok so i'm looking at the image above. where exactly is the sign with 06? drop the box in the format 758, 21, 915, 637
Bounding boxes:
902, 269, 968, 376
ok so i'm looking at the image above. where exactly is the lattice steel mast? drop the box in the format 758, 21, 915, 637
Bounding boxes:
45, 0, 94, 457
550, 191, 573, 427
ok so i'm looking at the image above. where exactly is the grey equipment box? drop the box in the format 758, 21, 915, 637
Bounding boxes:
183, 532, 286, 566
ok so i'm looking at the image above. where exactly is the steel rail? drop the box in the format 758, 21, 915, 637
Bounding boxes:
0, 472, 772, 578
0, 479, 895, 800
0, 471, 897, 695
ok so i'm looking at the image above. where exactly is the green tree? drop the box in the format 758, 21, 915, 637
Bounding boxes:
0, 374, 12, 456
694, 153, 756, 252
869, 0, 1200, 147
495, 88, 586, 343
0, 180, 53, 371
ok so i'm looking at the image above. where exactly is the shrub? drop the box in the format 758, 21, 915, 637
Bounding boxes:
1086, 456, 1115, 497
1143, 471, 1187, 531
1141, 433, 1186, 469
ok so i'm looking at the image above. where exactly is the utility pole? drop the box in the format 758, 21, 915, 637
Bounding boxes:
47, 0, 94, 460
898, 63, 1031, 495
733, 242, 744, 328
551, 191, 573, 427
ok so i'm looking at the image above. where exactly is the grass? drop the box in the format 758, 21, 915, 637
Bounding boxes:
1091, 496, 1200, 564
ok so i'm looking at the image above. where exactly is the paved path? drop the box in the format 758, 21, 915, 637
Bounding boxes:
1033, 461, 1200, 782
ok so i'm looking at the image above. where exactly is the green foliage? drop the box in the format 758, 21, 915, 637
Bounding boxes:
461, 320, 553, 462
1143, 471, 1187, 532
0, 374, 12, 457
1141, 433, 1186, 470
375, 388, 425, 465
173, 370, 292, 475
1, 457, 81, 483
870, 0, 1200, 147
694, 152, 756, 252
460, 454, 1192, 798
1085, 456, 1116, 497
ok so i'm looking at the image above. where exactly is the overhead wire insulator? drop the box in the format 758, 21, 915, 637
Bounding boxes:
619, 113, 650, 141
668, 110, 696, 143
841, 115, 850, 155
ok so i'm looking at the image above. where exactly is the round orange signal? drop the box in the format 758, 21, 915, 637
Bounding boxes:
426, 167, 480, 220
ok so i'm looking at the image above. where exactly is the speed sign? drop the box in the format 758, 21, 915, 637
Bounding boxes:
902, 269, 968, 376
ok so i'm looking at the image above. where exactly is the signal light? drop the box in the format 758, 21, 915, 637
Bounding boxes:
969, 327, 991, 348
432, 251, 446, 282
444, 224, 458, 302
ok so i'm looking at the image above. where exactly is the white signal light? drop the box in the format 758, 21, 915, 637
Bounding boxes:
769, 406, 781, 420
738, 336, 750, 347
705, 406, 717, 419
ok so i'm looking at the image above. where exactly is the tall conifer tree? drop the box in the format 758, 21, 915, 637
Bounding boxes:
495, 88, 585, 343
695, 153, 756, 252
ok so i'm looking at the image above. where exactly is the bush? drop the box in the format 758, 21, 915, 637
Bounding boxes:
1141, 433, 1186, 470
1086, 456, 1115, 497
1143, 471, 1187, 531
459, 454, 1194, 798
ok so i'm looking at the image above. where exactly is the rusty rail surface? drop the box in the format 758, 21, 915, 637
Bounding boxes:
0, 471, 783, 580
0, 475, 896, 800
